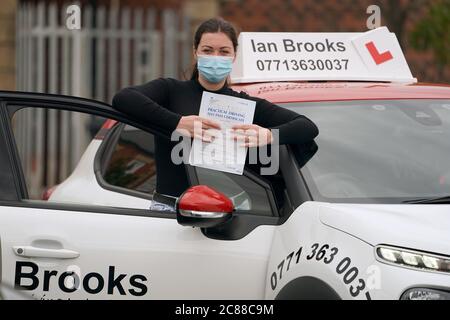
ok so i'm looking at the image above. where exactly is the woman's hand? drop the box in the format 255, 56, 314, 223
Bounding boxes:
175, 115, 221, 142
231, 124, 273, 147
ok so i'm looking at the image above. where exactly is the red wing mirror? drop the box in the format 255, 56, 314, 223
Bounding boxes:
176, 185, 234, 228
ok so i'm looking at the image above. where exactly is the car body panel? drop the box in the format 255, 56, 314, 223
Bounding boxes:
319, 203, 450, 255
0, 204, 276, 299
231, 82, 450, 103
265, 202, 450, 300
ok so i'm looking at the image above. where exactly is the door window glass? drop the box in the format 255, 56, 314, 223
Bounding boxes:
10, 106, 152, 210
102, 125, 157, 195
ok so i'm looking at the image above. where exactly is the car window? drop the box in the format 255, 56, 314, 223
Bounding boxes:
102, 125, 157, 195
284, 99, 450, 203
10, 106, 152, 209
195, 167, 275, 216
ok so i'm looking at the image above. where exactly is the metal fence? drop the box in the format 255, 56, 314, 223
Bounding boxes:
15, 1, 190, 198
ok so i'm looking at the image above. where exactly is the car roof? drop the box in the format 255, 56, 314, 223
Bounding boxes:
230, 81, 450, 103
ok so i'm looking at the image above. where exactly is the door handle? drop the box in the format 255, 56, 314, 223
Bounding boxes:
13, 246, 80, 259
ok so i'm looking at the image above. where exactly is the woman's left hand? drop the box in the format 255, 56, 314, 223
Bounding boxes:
231, 124, 273, 147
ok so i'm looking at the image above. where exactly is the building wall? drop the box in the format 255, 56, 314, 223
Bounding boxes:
220, 0, 449, 83
184, 0, 219, 29
4, 1, 447, 88
0, 0, 17, 90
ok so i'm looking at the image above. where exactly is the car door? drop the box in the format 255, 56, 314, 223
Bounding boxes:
0, 92, 276, 299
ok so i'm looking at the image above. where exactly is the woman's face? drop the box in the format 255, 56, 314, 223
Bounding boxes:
194, 32, 235, 59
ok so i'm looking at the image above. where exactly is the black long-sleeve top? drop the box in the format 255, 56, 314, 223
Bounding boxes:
112, 77, 318, 197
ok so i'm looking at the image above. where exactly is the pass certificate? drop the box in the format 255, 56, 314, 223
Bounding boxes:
188, 91, 256, 175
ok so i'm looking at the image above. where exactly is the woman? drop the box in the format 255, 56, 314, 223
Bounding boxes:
112, 17, 318, 197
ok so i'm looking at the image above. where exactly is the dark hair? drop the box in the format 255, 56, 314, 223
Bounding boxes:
190, 17, 238, 80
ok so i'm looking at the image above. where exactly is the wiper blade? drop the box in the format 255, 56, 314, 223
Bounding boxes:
403, 195, 450, 204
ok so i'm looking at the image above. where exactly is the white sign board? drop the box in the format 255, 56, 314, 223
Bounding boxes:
230, 27, 416, 83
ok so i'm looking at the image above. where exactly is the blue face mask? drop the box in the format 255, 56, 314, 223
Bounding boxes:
197, 55, 233, 84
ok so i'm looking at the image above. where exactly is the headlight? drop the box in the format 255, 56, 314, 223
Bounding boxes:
401, 288, 450, 300
375, 245, 450, 274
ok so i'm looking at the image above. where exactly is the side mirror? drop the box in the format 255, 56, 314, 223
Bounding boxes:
176, 185, 234, 228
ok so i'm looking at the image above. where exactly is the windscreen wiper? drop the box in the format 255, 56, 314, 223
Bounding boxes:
403, 195, 450, 204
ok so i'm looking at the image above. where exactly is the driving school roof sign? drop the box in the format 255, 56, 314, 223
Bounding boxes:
230, 27, 416, 84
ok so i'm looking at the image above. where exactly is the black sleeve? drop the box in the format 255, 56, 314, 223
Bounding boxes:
111, 78, 182, 137
252, 97, 319, 145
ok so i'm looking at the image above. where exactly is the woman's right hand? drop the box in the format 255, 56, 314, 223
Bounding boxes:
175, 115, 221, 142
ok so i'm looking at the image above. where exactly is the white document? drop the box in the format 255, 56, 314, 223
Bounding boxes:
189, 91, 256, 175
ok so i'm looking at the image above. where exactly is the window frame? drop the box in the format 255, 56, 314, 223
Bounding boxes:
0, 100, 21, 201
0, 92, 176, 219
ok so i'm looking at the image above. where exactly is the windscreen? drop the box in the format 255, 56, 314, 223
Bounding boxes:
285, 99, 450, 203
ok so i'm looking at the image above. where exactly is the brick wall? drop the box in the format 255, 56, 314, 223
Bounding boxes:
0, 0, 17, 90
219, 0, 449, 83
34, 0, 183, 9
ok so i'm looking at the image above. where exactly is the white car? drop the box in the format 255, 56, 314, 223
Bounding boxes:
1, 80, 449, 300
1, 30, 450, 300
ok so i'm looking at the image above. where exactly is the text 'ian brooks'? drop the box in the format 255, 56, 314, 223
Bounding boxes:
251, 39, 346, 53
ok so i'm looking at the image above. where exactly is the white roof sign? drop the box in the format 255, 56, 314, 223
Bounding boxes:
230, 27, 416, 84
